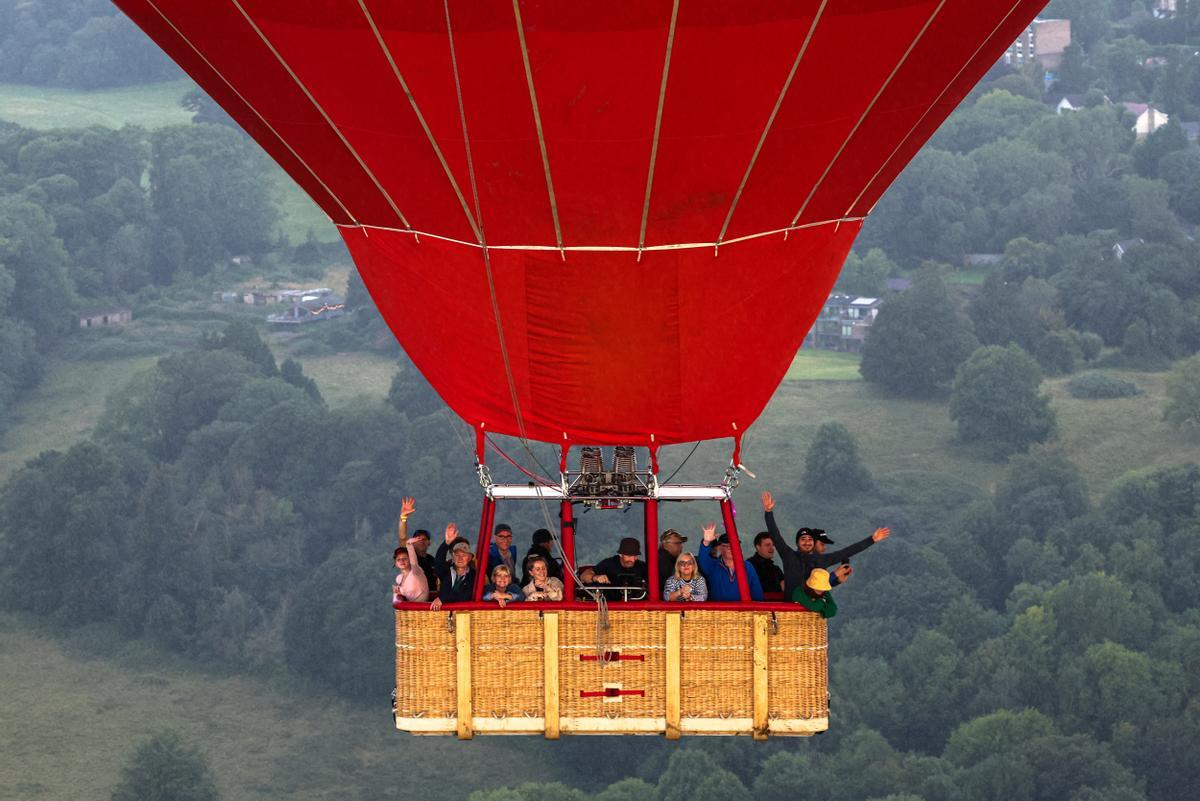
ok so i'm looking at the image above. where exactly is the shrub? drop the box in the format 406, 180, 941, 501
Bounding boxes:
1067, 373, 1142, 399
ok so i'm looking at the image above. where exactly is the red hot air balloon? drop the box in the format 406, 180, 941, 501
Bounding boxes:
114, 1, 1047, 740
114, 0, 1044, 452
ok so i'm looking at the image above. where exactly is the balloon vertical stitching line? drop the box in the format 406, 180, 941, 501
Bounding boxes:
715, 0, 827, 250
512, 0, 566, 261
789, 0, 948, 228
842, 0, 1028, 218
140, 0, 357, 225
228, 0, 416, 235
359, 0, 483, 244
444, 0, 557, 488
637, 0, 680, 263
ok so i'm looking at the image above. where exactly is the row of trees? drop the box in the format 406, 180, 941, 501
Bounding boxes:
0, 0, 178, 88
0, 121, 280, 427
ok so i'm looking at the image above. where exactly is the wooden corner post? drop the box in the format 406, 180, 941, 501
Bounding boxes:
544, 612, 560, 739
455, 612, 473, 739
665, 612, 682, 740
753, 612, 770, 740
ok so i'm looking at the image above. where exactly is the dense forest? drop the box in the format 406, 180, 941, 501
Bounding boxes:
1, 2, 1200, 801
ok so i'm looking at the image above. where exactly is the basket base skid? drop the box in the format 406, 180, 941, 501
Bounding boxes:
394, 716, 829, 737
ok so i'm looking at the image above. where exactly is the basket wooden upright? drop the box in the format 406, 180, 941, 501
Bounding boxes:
394, 605, 828, 738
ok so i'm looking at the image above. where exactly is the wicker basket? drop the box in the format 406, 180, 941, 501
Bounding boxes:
394, 605, 828, 738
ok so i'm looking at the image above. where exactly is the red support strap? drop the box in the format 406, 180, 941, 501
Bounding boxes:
649, 443, 660, 475
722, 498, 752, 602
644, 498, 660, 602
472, 497, 496, 601
731, 430, 743, 469
475, 426, 486, 464
559, 443, 570, 475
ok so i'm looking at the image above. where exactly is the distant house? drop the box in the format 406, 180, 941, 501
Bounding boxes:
1122, 102, 1169, 139
79, 307, 132, 329
1113, 238, 1145, 260
266, 293, 347, 325
213, 290, 240, 303
1004, 17, 1071, 69
803, 294, 882, 353
1056, 94, 1089, 114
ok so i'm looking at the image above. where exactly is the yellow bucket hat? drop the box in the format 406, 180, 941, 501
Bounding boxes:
806, 568, 832, 593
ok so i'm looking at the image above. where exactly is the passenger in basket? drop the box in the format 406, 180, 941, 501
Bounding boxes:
813, 530, 854, 588
520, 528, 563, 587
698, 523, 764, 601
392, 541, 430, 603
748, 532, 785, 595
396, 496, 438, 593
488, 523, 518, 575
523, 556, 564, 601
761, 491, 889, 602
430, 523, 476, 610
592, 537, 649, 599
792, 568, 837, 618
657, 529, 688, 594
663, 553, 707, 602
482, 564, 524, 607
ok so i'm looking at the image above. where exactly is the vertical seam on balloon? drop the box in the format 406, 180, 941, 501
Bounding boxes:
715, 0, 828, 250
637, 0, 681, 261
229, 0, 415, 233
512, 0, 566, 259
844, 0, 1026, 217
789, 0, 947, 228
140, 0, 356, 225
359, 0, 483, 244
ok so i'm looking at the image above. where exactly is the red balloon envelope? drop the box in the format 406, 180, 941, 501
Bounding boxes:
115, 0, 1044, 448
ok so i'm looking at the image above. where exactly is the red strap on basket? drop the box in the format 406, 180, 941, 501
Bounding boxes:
579, 688, 646, 698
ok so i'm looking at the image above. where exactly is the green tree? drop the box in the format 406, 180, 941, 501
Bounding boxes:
200, 320, 278, 377
111, 730, 218, 801
860, 271, 979, 396
837, 248, 894, 297
950, 345, 1056, 457
1159, 148, 1200, 224
1034, 330, 1081, 375
1132, 119, 1190, 178
1163, 353, 1200, 429
803, 421, 873, 495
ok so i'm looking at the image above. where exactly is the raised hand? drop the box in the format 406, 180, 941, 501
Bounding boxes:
444, 522, 459, 544
834, 564, 853, 584
702, 522, 718, 544
400, 497, 416, 518
761, 491, 775, 512
872, 527, 890, 542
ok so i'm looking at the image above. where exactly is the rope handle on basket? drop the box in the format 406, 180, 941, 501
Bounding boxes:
581, 688, 646, 698
446, 612, 456, 634
579, 651, 644, 662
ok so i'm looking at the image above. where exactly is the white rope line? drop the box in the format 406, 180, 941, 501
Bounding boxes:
844, 0, 1026, 217
716, 0, 828, 250
512, 0, 565, 259
141, 0, 356, 225
790, 0, 947, 227
359, 0, 482, 243
229, 0, 415, 233
637, 0, 680, 262
336, 215, 865, 251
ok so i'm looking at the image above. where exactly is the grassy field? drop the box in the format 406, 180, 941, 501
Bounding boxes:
0, 355, 158, 482
785, 349, 862, 381
0, 79, 195, 129
274, 169, 340, 244
0, 615, 579, 801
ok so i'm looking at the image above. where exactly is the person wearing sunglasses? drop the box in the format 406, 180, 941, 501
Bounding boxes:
662, 552, 707, 603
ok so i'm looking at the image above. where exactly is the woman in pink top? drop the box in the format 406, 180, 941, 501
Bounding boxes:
392, 538, 429, 603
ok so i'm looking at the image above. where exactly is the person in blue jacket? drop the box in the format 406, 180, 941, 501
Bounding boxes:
697, 523, 763, 601
487, 523, 518, 576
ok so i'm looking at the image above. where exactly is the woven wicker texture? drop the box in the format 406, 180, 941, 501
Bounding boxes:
558, 611, 666, 719
680, 611, 753, 718
768, 611, 828, 720
471, 609, 545, 719
395, 609, 456, 718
